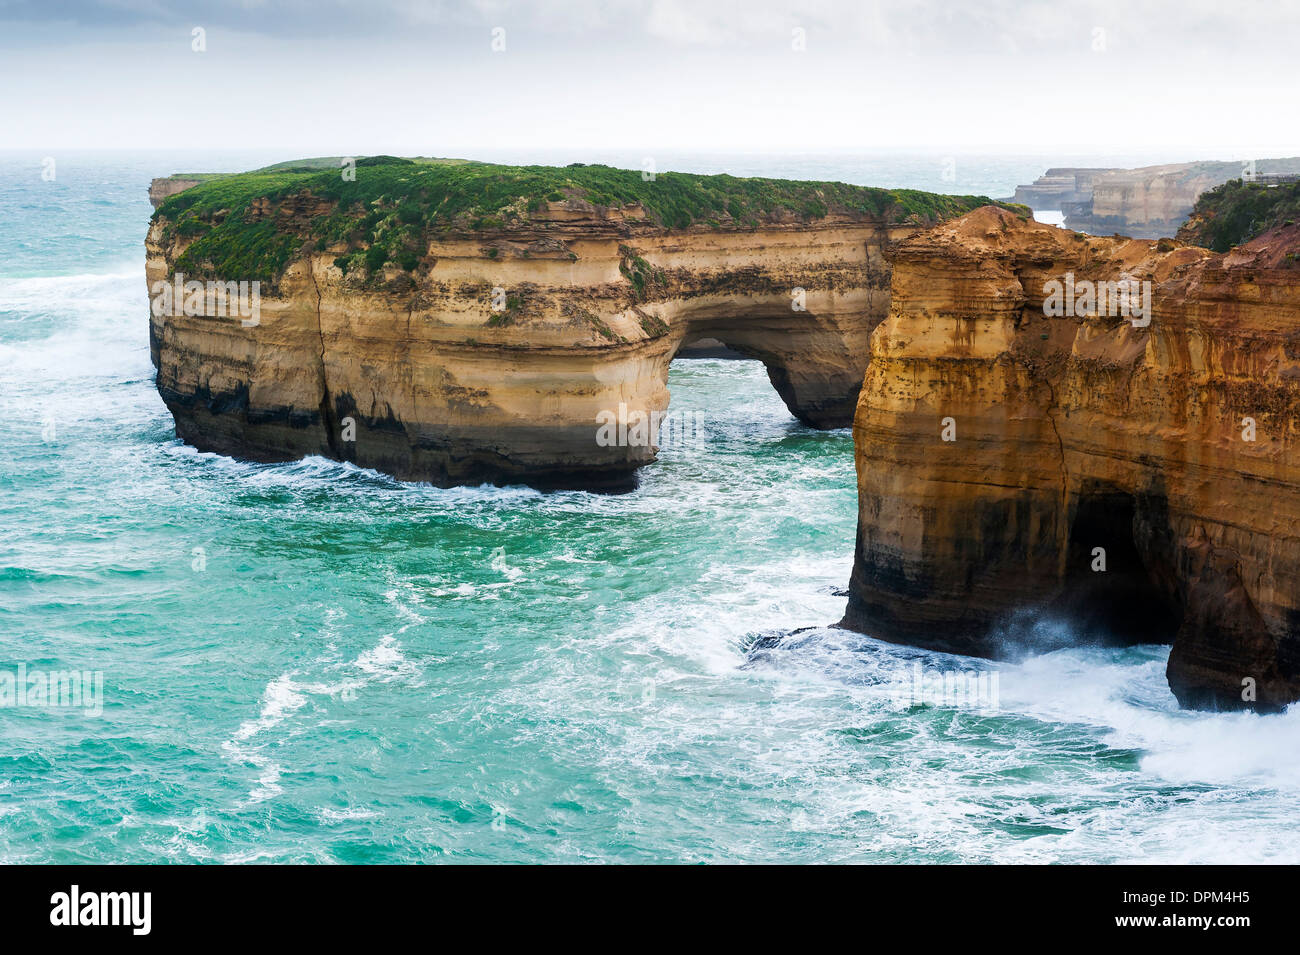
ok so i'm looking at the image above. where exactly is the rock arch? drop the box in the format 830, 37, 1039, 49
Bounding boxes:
149, 210, 909, 491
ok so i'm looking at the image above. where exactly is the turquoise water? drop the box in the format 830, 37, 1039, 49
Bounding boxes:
2, 153, 1299, 864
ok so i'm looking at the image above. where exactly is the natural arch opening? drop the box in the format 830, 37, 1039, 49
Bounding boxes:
663, 313, 869, 430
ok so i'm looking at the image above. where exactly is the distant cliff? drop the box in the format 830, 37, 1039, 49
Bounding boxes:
1009, 167, 1118, 211
843, 207, 1300, 711
148, 176, 206, 208
1008, 158, 1300, 239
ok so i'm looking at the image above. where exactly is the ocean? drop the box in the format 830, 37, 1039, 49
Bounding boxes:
1, 150, 1296, 863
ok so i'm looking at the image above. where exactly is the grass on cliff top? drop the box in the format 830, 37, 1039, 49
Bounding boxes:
155, 156, 1019, 285
1178, 178, 1300, 252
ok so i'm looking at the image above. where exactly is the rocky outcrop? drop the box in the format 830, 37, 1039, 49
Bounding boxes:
148, 168, 999, 490
842, 207, 1300, 711
148, 177, 204, 209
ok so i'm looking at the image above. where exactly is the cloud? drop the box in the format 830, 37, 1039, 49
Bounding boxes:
0, 0, 1296, 153
4, 0, 1299, 54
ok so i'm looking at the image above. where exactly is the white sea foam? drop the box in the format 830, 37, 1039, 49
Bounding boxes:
231, 673, 308, 742
1001, 646, 1300, 789
315, 806, 380, 823
0, 270, 150, 436
221, 673, 308, 807
220, 628, 424, 807
351, 634, 417, 680
736, 621, 1300, 861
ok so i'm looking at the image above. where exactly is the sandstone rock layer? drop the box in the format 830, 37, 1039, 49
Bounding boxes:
842, 207, 1300, 710
149, 200, 926, 490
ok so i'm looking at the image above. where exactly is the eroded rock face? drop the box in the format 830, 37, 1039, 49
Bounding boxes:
149, 200, 926, 490
148, 178, 204, 209
842, 207, 1300, 710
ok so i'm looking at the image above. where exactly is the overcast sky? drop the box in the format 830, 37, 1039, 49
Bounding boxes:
2, 0, 1297, 158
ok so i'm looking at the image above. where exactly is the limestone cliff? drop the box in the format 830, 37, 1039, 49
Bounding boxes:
1007, 158, 1300, 239
1070, 161, 1237, 237
842, 207, 1300, 711
148, 177, 205, 209
1007, 167, 1118, 213
148, 159, 1004, 490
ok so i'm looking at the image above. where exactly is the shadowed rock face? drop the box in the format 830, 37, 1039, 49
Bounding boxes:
841, 207, 1300, 711
148, 196, 948, 490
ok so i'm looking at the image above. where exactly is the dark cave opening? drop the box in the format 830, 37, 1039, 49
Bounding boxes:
1050, 486, 1184, 646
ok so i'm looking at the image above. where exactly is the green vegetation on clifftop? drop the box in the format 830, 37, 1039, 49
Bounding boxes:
154, 156, 1020, 285
1177, 178, 1300, 252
